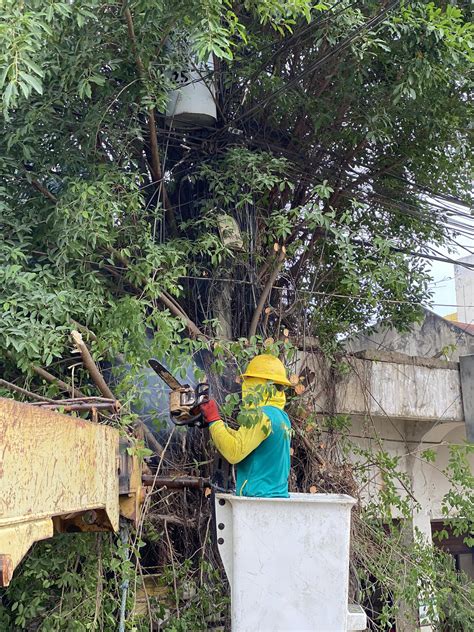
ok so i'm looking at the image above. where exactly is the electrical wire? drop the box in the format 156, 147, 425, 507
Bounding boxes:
226, 0, 361, 117
224, 0, 402, 129
153, 141, 473, 244
179, 275, 474, 310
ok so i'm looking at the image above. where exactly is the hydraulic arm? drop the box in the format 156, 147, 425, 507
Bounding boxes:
0, 398, 143, 587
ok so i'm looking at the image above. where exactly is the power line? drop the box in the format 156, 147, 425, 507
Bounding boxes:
240, 135, 472, 230
279, 147, 472, 220
179, 275, 474, 310
227, 0, 360, 116
269, 163, 474, 252
223, 0, 402, 129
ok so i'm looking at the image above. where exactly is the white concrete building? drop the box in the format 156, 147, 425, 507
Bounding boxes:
299, 347, 473, 631
300, 257, 474, 630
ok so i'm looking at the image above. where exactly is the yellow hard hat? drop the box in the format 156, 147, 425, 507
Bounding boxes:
241, 354, 292, 387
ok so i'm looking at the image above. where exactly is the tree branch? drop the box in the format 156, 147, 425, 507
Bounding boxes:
29, 177, 58, 204
107, 247, 206, 339
31, 365, 87, 398
71, 330, 117, 401
138, 421, 165, 456
31, 402, 116, 412
158, 292, 205, 339
249, 247, 286, 339
0, 379, 56, 403
123, 3, 177, 235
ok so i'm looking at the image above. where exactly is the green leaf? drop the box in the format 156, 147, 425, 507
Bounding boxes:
18, 71, 43, 95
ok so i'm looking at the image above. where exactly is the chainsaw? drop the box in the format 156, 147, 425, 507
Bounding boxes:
148, 359, 209, 427
148, 358, 234, 498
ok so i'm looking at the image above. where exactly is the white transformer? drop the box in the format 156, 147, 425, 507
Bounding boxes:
215, 493, 367, 632
165, 59, 216, 128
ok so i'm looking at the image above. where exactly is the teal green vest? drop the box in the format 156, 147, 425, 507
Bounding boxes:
236, 405, 291, 498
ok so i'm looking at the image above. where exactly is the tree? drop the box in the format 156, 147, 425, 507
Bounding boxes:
0, 0, 473, 629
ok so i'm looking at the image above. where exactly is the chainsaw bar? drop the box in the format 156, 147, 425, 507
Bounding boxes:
148, 359, 184, 390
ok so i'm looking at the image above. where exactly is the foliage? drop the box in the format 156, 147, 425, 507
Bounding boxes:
0, 533, 133, 631
439, 444, 474, 546
1, 0, 473, 630
1, 0, 472, 364
0, 532, 229, 631
151, 559, 229, 631
355, 522, 474, 632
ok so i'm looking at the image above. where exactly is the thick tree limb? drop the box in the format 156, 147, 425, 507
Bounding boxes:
249, 247, 286, 339
32, 365, 87, 398
71, 330, 117, 401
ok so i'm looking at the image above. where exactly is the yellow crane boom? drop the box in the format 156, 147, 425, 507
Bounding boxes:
0, 398, 143, 587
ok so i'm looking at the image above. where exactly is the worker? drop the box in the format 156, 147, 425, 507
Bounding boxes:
199, 354, 292, 497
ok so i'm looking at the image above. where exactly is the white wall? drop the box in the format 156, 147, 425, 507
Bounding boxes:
343, 417, 473, 525
455, 254, 474, 324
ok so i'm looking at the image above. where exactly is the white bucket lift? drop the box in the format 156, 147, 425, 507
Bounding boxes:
215, 493, 367, 632
165, 58, 216, 128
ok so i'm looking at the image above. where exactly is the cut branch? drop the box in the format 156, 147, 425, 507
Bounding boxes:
31, 365, 87, 398
0, 379, 56, 403
142, 475, 211, 490
71, 330, 117, 401
31, 396, 116, 406
33, 402, 116, 412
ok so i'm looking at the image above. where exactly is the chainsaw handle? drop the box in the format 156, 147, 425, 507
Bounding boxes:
170, 411, 204, 427
195, 382, 210, 403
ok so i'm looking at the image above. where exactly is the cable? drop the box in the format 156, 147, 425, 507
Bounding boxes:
226, 0, 360, 117
118, 523, 130, 632
278, 146, 473, 220
268, 162, 474, 253
179, 275, 474, 310
223, 0, 402, 130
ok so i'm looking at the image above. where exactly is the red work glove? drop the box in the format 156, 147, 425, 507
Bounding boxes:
199, 399, 221, 424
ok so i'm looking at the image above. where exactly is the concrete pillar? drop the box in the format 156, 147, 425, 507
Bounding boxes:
394, 517, 421, 632
412, 511, 434, 632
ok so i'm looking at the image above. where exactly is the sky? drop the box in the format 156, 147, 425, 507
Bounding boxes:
428, 236, 474, 318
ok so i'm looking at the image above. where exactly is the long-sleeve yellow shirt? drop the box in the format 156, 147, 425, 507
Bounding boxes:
208, 383, 286, 465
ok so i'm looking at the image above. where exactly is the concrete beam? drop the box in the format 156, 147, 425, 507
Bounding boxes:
301, 352, 463, 424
